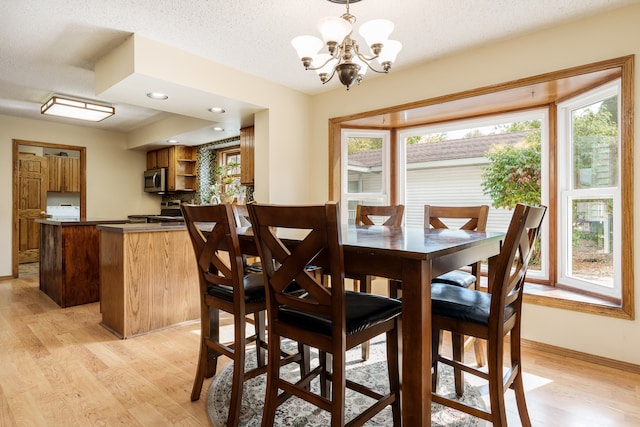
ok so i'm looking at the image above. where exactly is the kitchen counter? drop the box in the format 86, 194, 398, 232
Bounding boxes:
96, 222, 186, 233
36, 218, 128, 308
98, 221, 199, 338
37, 218, 130, 226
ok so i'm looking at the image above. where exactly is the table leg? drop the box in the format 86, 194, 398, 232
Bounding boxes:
400, 258, 431, 426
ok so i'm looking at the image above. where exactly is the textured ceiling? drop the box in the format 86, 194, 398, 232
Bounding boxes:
0, 0, 637, 144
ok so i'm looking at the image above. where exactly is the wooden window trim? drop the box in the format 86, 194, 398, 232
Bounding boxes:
328, 56, 634, 320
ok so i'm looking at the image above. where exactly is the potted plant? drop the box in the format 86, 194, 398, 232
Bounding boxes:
211, 162, 245, 204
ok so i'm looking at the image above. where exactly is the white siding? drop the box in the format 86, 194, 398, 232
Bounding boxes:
405, 163, 513, 232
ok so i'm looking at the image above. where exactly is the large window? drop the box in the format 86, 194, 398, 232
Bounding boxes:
557, 81, 621, 299
331, 56, 633, 318
341, 130, 391, 224
397, 110, 549, 279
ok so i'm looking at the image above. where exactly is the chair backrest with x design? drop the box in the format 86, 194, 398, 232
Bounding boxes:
355, 204, 405, 227
183, 203, 245, 298
249, 202, 345, 341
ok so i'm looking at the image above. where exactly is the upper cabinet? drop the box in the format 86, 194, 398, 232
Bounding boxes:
146, 148, 169, 170
147, 146, 197, 192
240, 126, 254, 185
47, 156, 80, 192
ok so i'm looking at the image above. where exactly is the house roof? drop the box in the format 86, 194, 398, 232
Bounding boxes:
348, 130, 530, 168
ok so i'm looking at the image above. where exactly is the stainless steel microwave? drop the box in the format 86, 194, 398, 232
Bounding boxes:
144, 168, 166, 193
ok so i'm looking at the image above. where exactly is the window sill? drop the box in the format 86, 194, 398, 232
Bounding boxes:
524, 282, 632, 319
479, 278, 633, 320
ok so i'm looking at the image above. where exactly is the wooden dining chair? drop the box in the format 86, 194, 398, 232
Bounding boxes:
430, 203, 546, 427
249, 202, 402, 427
182, 203, 305, 427
352, 203, 405, 293
426, 205, 489, 290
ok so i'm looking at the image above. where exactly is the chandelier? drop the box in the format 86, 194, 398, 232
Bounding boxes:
292, 0, 402, 90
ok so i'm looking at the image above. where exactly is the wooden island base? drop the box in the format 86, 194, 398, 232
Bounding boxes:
37, 219, 127, 308
98, 223, 199, 339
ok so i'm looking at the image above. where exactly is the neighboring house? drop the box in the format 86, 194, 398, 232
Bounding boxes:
347, 131, 529, 230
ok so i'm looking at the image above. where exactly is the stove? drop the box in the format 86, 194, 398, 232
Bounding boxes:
160, 200, 182, 216
128, 200, 184, 223
47, 205, 80, 221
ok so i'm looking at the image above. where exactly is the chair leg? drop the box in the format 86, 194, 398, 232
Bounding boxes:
451, 332, 465, 396
431, 328, 442, 390
320, 351, 331, 398
511, 329, 532, 427
206, 306, 221, 378
389, 280, 402, 299
487, 335, 507, 427
299, 343, 311, 378
359, 275, 372, 360
472, 337, 486, 367
386, 322, 401, 426
227, 312, 248, 427
261, 334, 281, 427
190, 338, 209, 401
331, 350, 346, 427
191, 305, 219, 401
255, 310, 266, 367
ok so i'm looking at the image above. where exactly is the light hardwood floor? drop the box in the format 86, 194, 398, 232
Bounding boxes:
1, 274, 639, 426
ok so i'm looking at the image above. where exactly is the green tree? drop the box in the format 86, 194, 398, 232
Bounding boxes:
405, 133, 448, 145
347, 137, 382, 154
481, 138, 541, 209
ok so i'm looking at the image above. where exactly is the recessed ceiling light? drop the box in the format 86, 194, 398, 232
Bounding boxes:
208, 107, 226, 113
167, 139, 179, 144
213, 127, 224, 132
146, 92, 168, 100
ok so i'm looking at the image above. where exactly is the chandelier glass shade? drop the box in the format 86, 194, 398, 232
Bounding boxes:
292, 0, 402, 90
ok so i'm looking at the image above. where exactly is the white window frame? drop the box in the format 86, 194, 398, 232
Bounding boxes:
557, 80, 622, 298
341, 129, 391, 224
397, 110, 550, 280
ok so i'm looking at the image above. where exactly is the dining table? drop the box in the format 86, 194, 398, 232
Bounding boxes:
237, 224, 504, 426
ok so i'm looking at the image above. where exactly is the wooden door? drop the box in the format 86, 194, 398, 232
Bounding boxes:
18, 154, 48, 263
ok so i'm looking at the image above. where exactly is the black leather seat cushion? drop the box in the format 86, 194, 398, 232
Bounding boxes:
207, 272, 265, 303
432, 270, 476, 288
431, 282, 514, 325
278, 291, 402, 336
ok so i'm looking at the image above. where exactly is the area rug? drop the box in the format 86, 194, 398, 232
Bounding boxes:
207, 336, 486, 426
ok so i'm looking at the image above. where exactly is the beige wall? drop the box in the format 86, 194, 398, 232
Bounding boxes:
307, 4, 640, 364
0, 114, 161, 275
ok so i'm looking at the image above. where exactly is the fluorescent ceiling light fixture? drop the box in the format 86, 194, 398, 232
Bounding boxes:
208, 107, 226, 113
213, 127, 224, 131
146, 92, 169, 100
40, 95, 115, 122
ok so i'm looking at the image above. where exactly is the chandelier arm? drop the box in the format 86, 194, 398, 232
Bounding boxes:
354, 50, 388, 74
304, 55, 337, 72
321, 65, 338, 84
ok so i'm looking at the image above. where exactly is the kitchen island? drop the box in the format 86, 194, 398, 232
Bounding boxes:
37, 218, 128, 308
97, 223, 199, 339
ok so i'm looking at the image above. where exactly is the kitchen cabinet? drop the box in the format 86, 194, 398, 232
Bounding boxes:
147, 146, 197, 192
36, 218, 127, 308
146, 148, 169, 170
240, 126, 254, 185
168, 145, 197, 191
98, 223, 199, 338
47, 156, 80, 192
